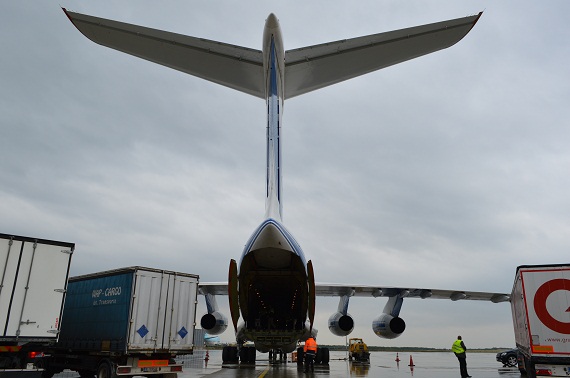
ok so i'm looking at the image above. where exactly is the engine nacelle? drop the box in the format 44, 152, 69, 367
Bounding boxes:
328, 312, 354, 337
372, 313, 405, 339
200, 311, 228, 335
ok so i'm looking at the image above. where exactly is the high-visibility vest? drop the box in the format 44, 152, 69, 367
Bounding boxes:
304, 338, 317, 352
452, 340, 465, 354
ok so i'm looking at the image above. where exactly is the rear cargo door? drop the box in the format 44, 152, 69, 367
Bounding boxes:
165, 274, 198, 352
520, 267, 570, 356
128, 269, 170, 350
128, 270, 199, 352
0, 236, 73, 338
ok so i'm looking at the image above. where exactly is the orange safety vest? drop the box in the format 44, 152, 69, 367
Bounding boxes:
304, 338, 317, 353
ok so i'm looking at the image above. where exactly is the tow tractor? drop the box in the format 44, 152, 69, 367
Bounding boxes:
348, 338, 370, 363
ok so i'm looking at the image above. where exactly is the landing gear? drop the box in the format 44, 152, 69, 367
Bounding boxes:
222, 345, 256, 365
222, 346, 239, 364
296, 347, 304, 365
296, 347, 330, 366
268, 349, 285, 363
315, 348, 330, 364
239, 346, 256, 364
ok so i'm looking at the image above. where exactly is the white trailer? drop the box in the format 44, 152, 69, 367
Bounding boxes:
42, 267, 199, 378
0, 233, 74, 371
511, 264, 570, 377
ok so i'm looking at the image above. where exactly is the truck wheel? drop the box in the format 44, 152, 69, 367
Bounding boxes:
36, 358, 61, 378
97, 361, 116, 378
524, 358, 534, 378
78, 370, 95, 378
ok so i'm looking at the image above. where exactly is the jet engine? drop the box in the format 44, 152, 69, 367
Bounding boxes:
200, 311, 228, 335
372, 313, 405, 339
328, 312, 354, 336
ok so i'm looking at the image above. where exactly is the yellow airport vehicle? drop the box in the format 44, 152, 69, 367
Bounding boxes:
349, 338, 370, 362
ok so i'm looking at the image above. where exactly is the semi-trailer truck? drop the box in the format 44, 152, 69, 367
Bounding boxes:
40, 267, 199, 378
511, 264, 570, 377
0, 233, 74, 373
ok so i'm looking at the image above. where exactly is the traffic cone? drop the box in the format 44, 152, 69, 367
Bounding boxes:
408, 355, 415, 367
395, 353, 400, 362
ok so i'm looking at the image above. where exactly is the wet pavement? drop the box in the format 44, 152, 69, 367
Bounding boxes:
175, 350, 521, 378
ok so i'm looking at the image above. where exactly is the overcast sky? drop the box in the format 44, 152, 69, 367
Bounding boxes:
2, 1, 569, 349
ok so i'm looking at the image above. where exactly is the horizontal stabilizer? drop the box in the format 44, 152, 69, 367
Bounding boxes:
62, 8, 265, 98
63, 9, 481, 100
284, 13, 482, 99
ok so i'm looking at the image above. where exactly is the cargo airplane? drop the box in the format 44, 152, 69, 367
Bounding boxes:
63, 9, 510, 362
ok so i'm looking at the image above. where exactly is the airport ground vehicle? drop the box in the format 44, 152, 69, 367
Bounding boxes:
0, 233, 74, 372
496, 348, 519, 367
40, 267, 199, 378
511, 264, 570, 377
348, 338, 370, 362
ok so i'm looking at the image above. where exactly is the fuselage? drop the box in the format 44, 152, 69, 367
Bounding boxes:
236, 14, 310, 353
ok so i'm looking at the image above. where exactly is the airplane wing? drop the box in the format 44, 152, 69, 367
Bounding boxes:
199, 282, 229, 296
284, 12, 482, 99
62, 9, 265, 98
199, 282, 510, 303
314, 283, 510, 303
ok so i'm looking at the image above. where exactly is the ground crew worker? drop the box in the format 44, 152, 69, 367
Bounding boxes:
452, 335, 471, 378
303, 336, 317, 373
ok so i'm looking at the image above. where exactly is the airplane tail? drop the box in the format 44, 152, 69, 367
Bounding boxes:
63, 9, 481, 100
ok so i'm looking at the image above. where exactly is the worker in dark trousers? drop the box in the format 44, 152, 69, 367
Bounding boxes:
304, 336, 317, 373
452, 335, 471, 378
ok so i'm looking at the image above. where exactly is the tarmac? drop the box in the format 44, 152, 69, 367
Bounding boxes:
175, 350, 522, 378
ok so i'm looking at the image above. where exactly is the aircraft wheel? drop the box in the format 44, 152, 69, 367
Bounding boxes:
320, 348, 330, 364
315, 348, 323, 364
229, 346, 239, 363
248, 347, 256, 363
222, 346, 229, 363
296, 347, 304, 365
239, 348, 248, 363
222, 346, 238, 363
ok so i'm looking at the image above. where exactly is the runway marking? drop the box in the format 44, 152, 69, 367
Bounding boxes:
258, 366, 270, 377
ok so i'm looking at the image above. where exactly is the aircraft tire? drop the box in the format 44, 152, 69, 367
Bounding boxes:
239, 348, 248, 363
296, 347, 304, 365
222, 346, 229, 363
248, 347, 256, 363
315, 349, 323, 364
321, 348, 330, 364
229, 346, 238, 363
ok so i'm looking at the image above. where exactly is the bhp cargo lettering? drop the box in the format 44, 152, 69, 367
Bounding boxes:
92, 287, 122, 298
92, 287, 122, 305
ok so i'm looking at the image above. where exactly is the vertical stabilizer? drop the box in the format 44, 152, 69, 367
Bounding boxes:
263, 14, 284, 221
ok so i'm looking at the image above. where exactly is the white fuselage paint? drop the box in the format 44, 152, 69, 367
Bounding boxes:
236, 14, 311, 353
